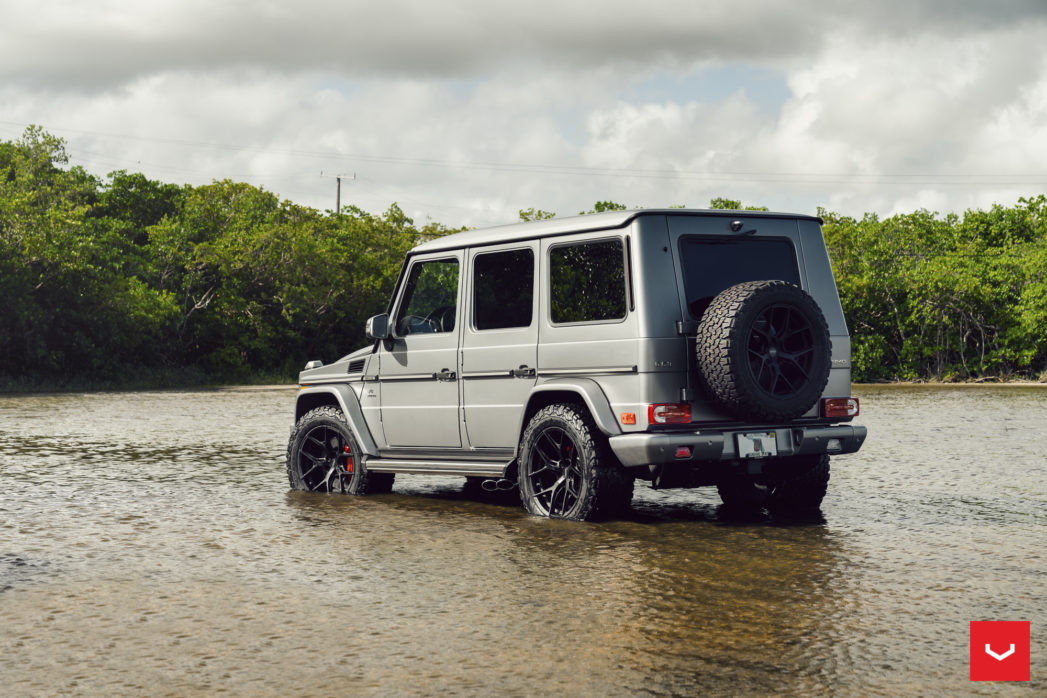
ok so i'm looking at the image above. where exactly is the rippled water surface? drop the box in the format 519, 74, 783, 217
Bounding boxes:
1, 385, 1044, 696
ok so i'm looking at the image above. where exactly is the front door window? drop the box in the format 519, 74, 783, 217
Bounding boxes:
395, 258, 459, 336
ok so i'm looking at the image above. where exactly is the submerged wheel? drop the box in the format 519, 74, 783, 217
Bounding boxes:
716, 455, 830, 513
517, 403, 632, 521
286, 406, 394, 494
716, 475, 770, 510
696, 280, 831, 421
766, 454, 830, 514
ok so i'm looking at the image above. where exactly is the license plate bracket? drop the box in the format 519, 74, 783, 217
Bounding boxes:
737, 431, 778, 458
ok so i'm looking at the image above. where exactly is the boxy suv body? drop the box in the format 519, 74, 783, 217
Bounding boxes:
286, 209, 867, 519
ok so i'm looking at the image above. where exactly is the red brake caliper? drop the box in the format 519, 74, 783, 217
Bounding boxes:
343, 444, 354, 473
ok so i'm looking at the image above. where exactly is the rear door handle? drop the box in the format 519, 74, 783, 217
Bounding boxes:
510, 365, 536, 378
434, 368, 457, 381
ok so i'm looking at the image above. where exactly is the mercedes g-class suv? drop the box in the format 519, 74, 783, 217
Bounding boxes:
286, 209, 867, 520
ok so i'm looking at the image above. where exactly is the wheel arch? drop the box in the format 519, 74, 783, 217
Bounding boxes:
515, 378, 622, 451
295, 385, 380, 456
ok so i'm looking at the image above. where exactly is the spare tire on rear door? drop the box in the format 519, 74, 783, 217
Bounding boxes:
695, 280, 831, 421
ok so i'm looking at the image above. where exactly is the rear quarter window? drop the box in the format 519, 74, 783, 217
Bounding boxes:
549, 238, 626, 324
680, 237, 800, 320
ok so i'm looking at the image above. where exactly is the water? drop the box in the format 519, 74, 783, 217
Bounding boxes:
0, 385, 1043, 696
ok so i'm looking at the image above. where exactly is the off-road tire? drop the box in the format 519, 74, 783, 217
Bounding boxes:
716, 476, 770, 510
518, 403, 633, 521
696, 280, 831, 421
767, 454, 830, 513
286, 406, 394, 495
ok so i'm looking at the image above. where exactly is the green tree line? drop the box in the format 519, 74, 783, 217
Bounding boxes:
1, 128, 1045, 388
821, 200, 1047, 381
0, 127, 458, 389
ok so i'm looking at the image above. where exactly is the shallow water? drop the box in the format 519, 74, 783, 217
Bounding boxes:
0, 385, 1043, 696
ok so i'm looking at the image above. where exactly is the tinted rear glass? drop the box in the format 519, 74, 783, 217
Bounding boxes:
680, 237, 800, 320
474, 248, 533, 330
550, 239, 626, 324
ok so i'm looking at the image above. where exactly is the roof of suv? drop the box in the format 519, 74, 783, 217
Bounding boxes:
411, 208, 823, 256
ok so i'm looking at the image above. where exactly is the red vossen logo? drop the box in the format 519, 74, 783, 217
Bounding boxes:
970, 621, 1030, 682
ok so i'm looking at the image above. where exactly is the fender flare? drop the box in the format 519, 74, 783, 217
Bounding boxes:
295, 384, 380, 456
516, 378, 623, 443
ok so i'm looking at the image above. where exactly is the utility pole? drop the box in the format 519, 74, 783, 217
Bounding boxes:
320, 171, 355, 215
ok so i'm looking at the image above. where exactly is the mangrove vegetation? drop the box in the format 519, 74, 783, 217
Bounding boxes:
1, 128, 1045, 389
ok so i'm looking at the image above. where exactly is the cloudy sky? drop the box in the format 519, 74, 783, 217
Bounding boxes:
2, 0, 1046, 227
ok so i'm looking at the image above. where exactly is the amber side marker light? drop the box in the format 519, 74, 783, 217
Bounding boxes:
619, 412, 637, 425
822, 397, 860, 418
648, 403, 692, 424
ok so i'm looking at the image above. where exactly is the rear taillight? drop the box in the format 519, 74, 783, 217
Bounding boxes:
648, 403, 692, 424
822, 397, 859, 418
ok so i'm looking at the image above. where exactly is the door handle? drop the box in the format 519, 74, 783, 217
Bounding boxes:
510, 365, 536, 378
433, 368, 457, 381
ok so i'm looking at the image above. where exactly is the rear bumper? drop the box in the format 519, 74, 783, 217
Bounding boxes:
608, 424, 867, 467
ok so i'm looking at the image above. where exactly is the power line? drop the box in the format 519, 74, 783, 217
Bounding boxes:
5, 120, 1047, 185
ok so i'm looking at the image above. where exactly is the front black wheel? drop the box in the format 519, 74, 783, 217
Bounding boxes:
286, 406, 394, 494
518, 403, 632, 521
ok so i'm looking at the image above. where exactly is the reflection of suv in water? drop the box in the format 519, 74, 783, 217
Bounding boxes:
286, 209, 867, 520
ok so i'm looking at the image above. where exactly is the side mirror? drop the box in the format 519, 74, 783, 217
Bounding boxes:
365, 313, 390, 341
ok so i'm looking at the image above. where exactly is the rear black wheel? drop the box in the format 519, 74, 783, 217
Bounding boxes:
518, 404, 632, 521
286, 406, 394, 494
716, 475, 770, 510
766, 454, 830, 514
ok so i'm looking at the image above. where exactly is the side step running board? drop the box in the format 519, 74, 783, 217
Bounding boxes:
364, 459, 510, 478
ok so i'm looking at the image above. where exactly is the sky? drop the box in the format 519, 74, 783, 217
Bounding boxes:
2, 0, 1047, 227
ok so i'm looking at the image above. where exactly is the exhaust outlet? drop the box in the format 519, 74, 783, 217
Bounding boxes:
480, 478, 517, 492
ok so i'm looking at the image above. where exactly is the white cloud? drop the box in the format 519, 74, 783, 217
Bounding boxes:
1, 0, 1046, 226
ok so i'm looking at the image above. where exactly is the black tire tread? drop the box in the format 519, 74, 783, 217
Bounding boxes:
696, 280, 831, 421
716, 476, 770, 510
286, 405, 393, 495
767, 454, 830, 513
518, 403, 633, 521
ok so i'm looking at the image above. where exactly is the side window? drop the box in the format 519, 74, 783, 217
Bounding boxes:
473, 249, 534, 330
550, 239, 626, 324
395, 258, 459, 335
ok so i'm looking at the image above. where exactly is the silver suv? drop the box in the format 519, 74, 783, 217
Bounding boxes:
286, 209, 867, 520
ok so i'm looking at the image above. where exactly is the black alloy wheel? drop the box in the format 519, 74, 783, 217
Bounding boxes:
746, 303, 818, 397
292, 421, 355, 493
518, 403, 633, 521
286, 406, 394, 494
524, 424, 584, 517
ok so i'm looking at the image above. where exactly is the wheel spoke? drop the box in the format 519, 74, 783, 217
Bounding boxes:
535, 477, 563, 498
529, 463, 555, 477
534, 439, 556, 466
551, 478, 570, 516
749, 352, 769, 387
566, 477, 579, 497
776, 368, 797, 392
777, 307, 793, 336
300, 461, 324, 480
779, 353, 812, 379
538, 430, 562, 459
